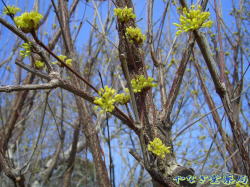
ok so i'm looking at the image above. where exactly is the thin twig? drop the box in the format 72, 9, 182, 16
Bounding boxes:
173, 85, 250, 141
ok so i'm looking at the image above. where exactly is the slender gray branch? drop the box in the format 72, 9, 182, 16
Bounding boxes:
0, 81, 59, 93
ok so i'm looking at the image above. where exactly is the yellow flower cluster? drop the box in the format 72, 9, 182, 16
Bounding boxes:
3, 5, 21, 16
173, 5, 213, 36
131, 75, 157, 93
14, 11, 43, 33
125, 26, 146, 44
114, 6, 136, 22
113, 7, 145, 44
94, 86, 116, 113
147, 138, 171, 159
114, 88, 130, 105
34, 60, 45, 69
94, 86, 130, 113
20, 42, 32, 57
53, 55, 72, 67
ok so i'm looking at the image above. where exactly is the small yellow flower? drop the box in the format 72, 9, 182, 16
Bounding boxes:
148, 138, 171, 159
65, 59, 72, 66
170, 58, 176, 64
114, 6, 136, 22
20, 42, 32, 57
125, 26, 146, 44
210, 33, 216, 37
114, 88, 130, 105
94, 86, 117, 113
94, 86, 130, 113
58, 55, 67, 61
14, 11, 43, 33
3, 5, 21, 16
131, 75, 157, 93
191, 90, 198, 95
173, 5, 213, 36
198, 124, 204, 128
34, 60, 45, 69
53, 55, 72, 67
198, 136, 206, 140
52, 24, 57, 29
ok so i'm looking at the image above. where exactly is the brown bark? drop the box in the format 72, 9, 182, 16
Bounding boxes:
0, 73, 34, 187
115, 0, 197, 186
57, 0, 111, 186
62, 122, 80, 187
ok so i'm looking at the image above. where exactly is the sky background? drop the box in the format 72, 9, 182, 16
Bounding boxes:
0, 0, 249, 186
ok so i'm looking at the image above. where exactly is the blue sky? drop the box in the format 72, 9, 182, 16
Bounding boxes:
0, 0, 249, 186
